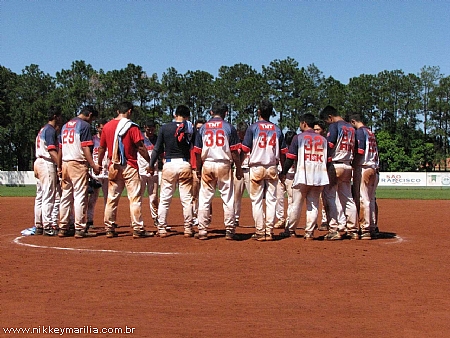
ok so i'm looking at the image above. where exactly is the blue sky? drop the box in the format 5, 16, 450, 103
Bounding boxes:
1, 0, 449, 84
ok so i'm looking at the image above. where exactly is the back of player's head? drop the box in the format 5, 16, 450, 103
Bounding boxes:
314, 119, 327, 131
319, 105, 338, 120
194, 118, 206, 127
144, 120, 156, 128
348, 113, 363, 123
299, 113, 316, 128
211, 100, 229, 118
175, 105, 191, 118
117, 101, 133, 114
48, 106, 62, 121
258, 99, 273, 120
285, 130, 296, 146
80, 105, 99, 118
236, 121, 248, 133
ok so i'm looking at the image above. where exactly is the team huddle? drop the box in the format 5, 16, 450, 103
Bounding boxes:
32, 99, 380, 241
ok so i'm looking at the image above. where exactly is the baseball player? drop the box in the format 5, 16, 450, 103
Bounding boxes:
34, 106, 62, 236
233, 121, 251, 228
148, 105, 194, 238
280, 130, 297, 232
313, 120, 348, 231
87, 119, 109, 228
350, 113, 380, 239
58, 105, 100, 238
97, 101, 154, 239
274, 163, 286, 229
193, 101, 243, 240
190, 119, 206, 226
138, 120, 159, 228
241, 99, 288, 241
279, 113, 329, 240
319, 105, 358, 240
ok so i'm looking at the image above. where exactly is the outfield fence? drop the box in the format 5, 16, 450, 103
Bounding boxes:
1, 171, 450, 187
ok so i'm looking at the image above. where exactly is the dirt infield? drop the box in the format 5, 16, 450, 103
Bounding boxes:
1, 197, 449, 337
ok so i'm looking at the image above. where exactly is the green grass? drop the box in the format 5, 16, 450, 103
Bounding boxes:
376, 186, 450, 200
1, 184, 449, 199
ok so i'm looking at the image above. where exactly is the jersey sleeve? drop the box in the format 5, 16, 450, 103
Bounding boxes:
286, 135, 299, 160
241, 126, 253, 153
229, 126, 241, 152
79, 122, 93, 147
327, 123, 338, 149
356, 128, 366, 155
193, 126, 204, 154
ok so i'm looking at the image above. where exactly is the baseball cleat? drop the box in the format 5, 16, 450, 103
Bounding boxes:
360, 232, 372, 240
303, 232, 314, 241
225, 231, 237, 240
195, 232, 208, 240
318, 223, 329, 231
274, 219, 286, 229
132, 230, 155, 239
324, 231, 342, 241
106, 230, 118, 238
279, 231, 296, 239
74, 230, 97, 238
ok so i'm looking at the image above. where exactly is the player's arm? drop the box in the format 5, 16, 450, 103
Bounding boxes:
149, 127, 164, 168
82, 146, 100, 175
97, 146, 106, 167
231, 150, 242, 180
57, 142, 63, 177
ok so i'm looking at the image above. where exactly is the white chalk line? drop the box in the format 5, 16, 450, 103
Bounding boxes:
384, 235, 404, 244
13, 236, 181, 255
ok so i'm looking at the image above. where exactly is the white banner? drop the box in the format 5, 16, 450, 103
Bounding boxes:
1, 171, 449, 187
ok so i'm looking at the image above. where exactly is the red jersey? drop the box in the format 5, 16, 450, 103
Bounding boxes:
100, 119, 143, 169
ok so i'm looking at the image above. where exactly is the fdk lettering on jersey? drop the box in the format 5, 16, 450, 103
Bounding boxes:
304, 154, 324, 162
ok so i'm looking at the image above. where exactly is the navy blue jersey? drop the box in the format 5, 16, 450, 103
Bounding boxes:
326, 120, 355, 163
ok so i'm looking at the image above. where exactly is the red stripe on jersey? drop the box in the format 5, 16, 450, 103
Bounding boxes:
47, 145, 57, 150
358, 148, 365, 155
230, 143, 241, 151
81, 140, 94, 147
193, 146, 202, 154
281, 147, 288, 154
328, 142, 335, 149
286, 153, 297, 160
241, 144, 251, 153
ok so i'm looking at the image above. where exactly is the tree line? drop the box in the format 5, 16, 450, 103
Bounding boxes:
1, 58, 449, 172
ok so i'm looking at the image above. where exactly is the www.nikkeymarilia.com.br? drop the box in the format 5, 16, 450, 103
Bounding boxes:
3, 326, 136, 335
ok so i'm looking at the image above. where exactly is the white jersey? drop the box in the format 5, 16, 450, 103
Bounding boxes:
60, 117, 93, 162
35, 123, 58, 161
193, 117, 241, 163
287, 129, 329, 187
354, 126, 379, 169
241, 120, 287, 166
138, 132, 158, 176
92, 134, 109, 178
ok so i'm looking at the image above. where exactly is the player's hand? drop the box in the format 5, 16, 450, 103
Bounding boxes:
196, 169, 202, 179
92, 164, 101, 176
147, 165, 154, 175
57, 167, 62, 179
279, 173, 286, 184
235, 168, 243, 180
